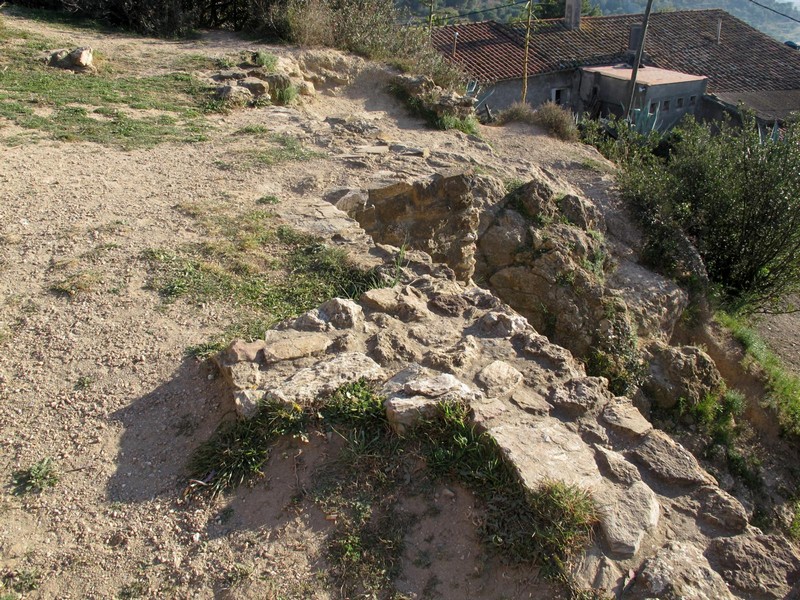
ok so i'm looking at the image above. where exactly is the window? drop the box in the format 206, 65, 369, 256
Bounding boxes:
689, 95, 697, 105
551, 88, 568, 105
677, 97, 684, 109
662, 99, 671, 111
649, 102, 657, 114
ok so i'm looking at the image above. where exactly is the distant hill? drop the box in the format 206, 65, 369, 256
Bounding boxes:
403, 0, 800, 42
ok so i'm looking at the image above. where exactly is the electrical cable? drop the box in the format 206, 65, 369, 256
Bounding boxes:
742, 0, 800, 25
406, 0, 529, 25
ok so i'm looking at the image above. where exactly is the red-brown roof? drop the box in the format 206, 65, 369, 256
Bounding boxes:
431, 9, 800, 92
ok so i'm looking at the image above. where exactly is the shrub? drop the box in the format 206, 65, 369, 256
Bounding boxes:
620, 114, 800, 312
530, 101, 578, 141
496, 101, 537, 125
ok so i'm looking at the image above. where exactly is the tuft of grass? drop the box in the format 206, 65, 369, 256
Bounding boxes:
790, 501, 800, 540
437, 113, 479, 135
2, 568, 41, 593
717, 311, 800, 437
236, 124, 270, 135
504, 178, 525, 194
74, 375, 94, 390
272, 84, 298, 106
187, 400, 308, 497
226, 134, 324, 169
185, 340, 226, 359
256, 194, 280, 205
252, 51, 278, 70
12, 457, 58, 495
50, 271, 101, 297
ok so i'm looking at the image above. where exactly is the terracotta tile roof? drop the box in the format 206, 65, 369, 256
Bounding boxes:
431, 9, 800, 92
713, 90, 800, 120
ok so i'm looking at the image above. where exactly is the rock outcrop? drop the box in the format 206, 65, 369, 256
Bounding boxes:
211, 239, 765, 597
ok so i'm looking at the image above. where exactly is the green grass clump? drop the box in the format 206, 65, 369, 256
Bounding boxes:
187, 379, 597, 592
236, 124, 270, 135
717, 311, 800, 437
437, 113, 479, 135
790, 501, 800, 540
256, 194, 280, 205
272, 84, 298, 106
252, 51, 278, 70
12, 457, 58, 495
226, 134, 324, 168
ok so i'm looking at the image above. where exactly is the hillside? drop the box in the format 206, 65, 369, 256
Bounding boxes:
1, 6, 800, 599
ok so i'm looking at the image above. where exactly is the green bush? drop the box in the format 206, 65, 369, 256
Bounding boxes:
608, 114, 800, 312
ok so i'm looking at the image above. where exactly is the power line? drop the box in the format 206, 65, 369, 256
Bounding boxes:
743, 0, 800, 25
407, 0, 529, 25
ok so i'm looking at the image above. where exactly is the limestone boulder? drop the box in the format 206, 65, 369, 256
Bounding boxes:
237, 77, 269, 97
630, 429, 716, 486
286, 298, 364, 332
596, 480, 660, 557
642, 342, 723, 409
558, 194, 605, 231
339, 172, 505, 282
601, 398, 652, 438
475, 360, 523, 398
267, 352, 384, 405
706, 534, 800, 598
262, 330, 332, 363
639, 541, 735, 600
547, 376, 612, 417
48, 46, 94, 72
215, 84, 252, 104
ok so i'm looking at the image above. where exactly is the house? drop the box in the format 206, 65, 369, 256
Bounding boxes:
431, 8, 800, 127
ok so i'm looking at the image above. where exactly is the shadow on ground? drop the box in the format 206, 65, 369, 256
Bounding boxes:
107, 358, 230, 503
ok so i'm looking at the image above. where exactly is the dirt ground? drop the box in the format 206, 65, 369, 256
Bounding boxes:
0, 12, 611, 599
1, 10, 797, 600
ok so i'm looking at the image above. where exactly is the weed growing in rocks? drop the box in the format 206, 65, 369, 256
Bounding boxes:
12, 457, 58, 495
272, 83, 298, 106
2, 568, 41, 594
251, 50, 277, 70
188, 381, 598, 593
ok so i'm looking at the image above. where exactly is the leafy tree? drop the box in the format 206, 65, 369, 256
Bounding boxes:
619, 115, 800, 312
535, 0, 601, 19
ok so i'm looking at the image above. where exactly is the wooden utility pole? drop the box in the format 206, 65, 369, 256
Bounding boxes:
428, 0, 435, 35
521, 0, 533, 103
625, 0, 654, 120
